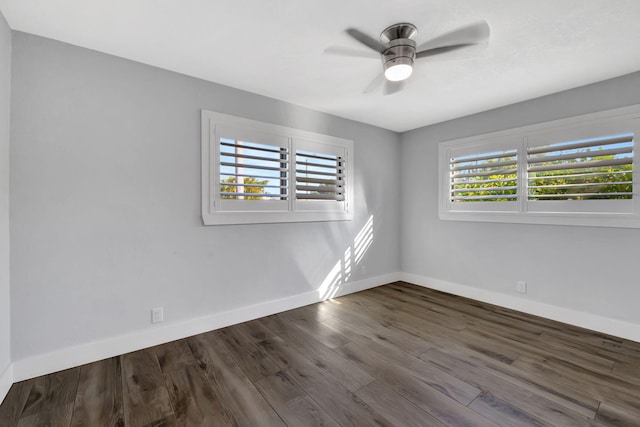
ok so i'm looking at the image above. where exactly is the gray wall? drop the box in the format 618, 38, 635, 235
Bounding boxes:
0, 11, 11, 376
10, 32, 401, 360
401, 71, 640, 325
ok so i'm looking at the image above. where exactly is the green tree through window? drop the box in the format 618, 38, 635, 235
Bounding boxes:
220, 176, 269, 200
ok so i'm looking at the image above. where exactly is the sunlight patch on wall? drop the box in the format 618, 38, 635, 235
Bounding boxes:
317, 215, 374, 300
343, 246, 352, 283
318, 260, 342, 300
354, 215, 373, 264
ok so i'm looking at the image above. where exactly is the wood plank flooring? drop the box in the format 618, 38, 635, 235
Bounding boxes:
2, 282, 640, 426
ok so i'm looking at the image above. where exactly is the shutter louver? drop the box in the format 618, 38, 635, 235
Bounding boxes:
296, 150, 345, 201
527, 134, 633, 200
449, 149, 518, 202
219, 139, 289, 200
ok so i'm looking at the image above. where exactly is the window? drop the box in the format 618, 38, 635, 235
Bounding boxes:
450, 149, 518, 203
447, 140, 519, 212
295, 140, 348, 214
202, 111, 353, 225
440, 105, 640, 228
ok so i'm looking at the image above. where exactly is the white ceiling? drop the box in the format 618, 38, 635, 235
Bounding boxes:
1, 0, 639, 132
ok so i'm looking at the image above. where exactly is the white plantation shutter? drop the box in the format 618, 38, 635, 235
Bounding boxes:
294, 139, 350, 214
449, 149, 518, 202
527, 134, 633, 201
295, 149, 346, 201
219, 139, 289, 200
439, 105, 640, 227
202, 110, 353, 225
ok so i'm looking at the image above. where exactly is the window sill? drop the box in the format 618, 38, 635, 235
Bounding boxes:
202, 210, 353, 226
439, 210, 640, 228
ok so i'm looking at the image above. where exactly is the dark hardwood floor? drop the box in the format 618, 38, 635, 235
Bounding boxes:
2, 282, 640, 426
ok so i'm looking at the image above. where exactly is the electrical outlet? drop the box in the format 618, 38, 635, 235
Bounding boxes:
516, 281, 527, 294
151, 307, 164, 323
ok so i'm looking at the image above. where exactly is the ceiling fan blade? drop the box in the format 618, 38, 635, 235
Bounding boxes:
363, 73, 385, 94
416, 20, 490, 52
383, 80, 405, 96
346, 28, 387, 53
415, 43, 478, 59
323, 45, 380, 59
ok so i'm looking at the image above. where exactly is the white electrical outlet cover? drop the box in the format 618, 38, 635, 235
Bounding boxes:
151, 307, 164, 323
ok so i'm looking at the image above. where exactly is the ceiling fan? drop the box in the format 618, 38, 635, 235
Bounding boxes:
325, 21, 490, 95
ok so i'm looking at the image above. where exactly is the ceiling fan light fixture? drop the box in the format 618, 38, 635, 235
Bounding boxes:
384, 57, 413, 82
330, 20, 490, 94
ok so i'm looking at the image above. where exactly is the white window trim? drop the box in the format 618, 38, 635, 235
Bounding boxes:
202, 110, 354, 225
439, 104, 640, 228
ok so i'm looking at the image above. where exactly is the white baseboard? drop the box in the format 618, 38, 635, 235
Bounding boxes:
400, 272, 640, 343
0, 363, 12, 404
12, 272, 401, 382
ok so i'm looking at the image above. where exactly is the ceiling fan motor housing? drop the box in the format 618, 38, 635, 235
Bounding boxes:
380, 23, 417, 78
